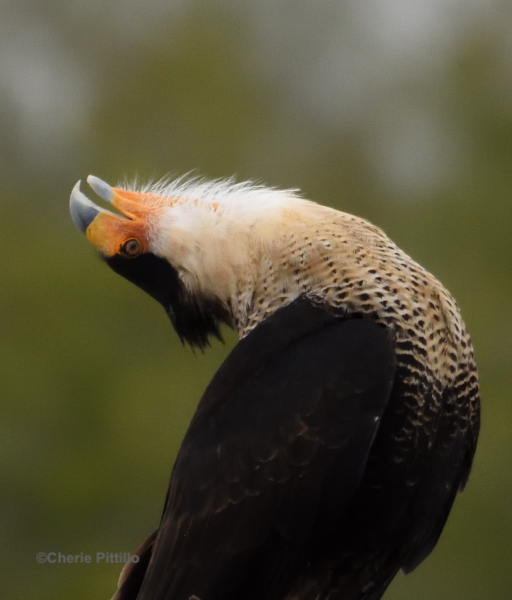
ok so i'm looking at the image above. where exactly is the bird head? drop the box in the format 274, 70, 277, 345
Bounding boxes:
70, 175, 241, 348
69, 175, 311, 348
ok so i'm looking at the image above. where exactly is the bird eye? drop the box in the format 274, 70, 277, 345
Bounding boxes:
121, 238, 142, 258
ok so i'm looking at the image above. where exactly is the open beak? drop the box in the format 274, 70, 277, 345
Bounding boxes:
69, 176, 126, 234
69, 175, 165, 257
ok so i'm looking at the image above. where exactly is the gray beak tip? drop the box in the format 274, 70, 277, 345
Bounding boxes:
69, 180, 101, 234
87, 175, 114, 203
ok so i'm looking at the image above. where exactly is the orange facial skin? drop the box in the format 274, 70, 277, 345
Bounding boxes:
85, 188, 166, 258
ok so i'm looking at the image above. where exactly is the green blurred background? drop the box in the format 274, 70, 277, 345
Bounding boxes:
2, 1, 511, 598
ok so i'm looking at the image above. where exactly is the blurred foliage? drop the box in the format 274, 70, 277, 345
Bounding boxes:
1, 1, 511, 599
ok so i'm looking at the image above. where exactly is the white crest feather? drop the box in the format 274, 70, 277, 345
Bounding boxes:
117, 174, 304, 209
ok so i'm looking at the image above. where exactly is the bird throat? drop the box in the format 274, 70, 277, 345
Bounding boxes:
105, 252, 231, 349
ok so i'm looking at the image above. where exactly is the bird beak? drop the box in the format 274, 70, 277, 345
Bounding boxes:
70, 175, 168, 257
69, 176, 131, 235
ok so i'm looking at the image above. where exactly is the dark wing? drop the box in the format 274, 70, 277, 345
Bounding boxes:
115, 298, 396, 600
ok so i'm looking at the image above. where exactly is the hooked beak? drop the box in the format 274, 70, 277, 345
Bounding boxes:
69, 176, 123, 234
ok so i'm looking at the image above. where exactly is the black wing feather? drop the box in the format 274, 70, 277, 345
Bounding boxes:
119, 298, 396, 600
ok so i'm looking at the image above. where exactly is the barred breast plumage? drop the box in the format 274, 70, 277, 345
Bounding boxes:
240, 205, 479, 459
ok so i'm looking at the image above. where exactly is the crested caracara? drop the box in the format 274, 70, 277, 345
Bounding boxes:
70, 175, 480, 600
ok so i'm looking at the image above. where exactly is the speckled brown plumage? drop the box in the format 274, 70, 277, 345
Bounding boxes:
230, 207, 480, 599
242, 208, 478, 444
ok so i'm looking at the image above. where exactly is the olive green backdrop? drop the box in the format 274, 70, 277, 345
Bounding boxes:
2, 1, 511, 598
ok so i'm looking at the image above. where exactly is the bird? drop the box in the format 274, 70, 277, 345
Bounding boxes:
70, 174, 480, 600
